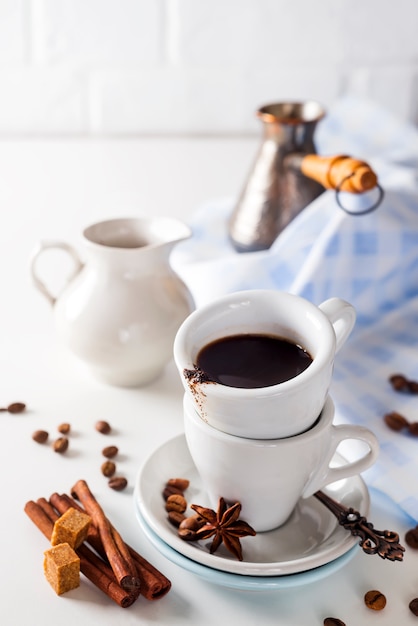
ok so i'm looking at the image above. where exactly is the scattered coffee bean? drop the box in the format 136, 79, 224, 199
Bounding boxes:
95, 420, 111, 434
2, 402, 26, 414
53, 437, 69, 453
32, 430, 49, 444
409, 598, 418, 616
389, 373, 409, 391
383, 411, 418, 437
101, 460, 116, 477
108, 476, 127, 491
324, 618, 346, 626
405, 526, 418, 549
384, 411, 409, 431
389, 373, 418, 394
364, 589, 387, 610
167, 478, 190, 491
165, 493, 187, 513
167, 511, 186, 527
102, 445, 118, 458
57, 422, 70, 434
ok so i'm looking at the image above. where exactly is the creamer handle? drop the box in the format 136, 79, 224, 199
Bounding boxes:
30, 240, 83, 306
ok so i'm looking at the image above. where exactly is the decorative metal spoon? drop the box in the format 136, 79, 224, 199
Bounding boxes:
314, 490, 405, 562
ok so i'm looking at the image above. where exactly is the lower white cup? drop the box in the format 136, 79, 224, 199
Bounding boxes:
183, 393, 379, 533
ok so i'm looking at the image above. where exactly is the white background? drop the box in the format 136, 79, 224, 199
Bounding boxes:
0, 136, 417, 626
0, 0, 416, 135
1, 2, 418, 624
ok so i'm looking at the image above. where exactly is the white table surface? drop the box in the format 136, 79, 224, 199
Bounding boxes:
1, 137, 417, 625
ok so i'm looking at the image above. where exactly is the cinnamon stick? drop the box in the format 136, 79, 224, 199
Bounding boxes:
50, 492, 171, 600
37, 498, 140, 603
24, 500, 137, 608
36, 497, 140, 604
71, 479, 140, 593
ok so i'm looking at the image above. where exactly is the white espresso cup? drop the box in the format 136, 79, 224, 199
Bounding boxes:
183, 393, 379, 532
174, 289, 356, 439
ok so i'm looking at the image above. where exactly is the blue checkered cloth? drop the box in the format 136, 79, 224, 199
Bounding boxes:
172, 96, 418, 524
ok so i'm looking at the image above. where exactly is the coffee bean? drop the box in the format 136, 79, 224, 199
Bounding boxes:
57, 422, 70, 434
101, 460, 116, 477
389, 374, 409, 391
409, 598, 418, 616
108, 476, 127, 491
95, 420, 111, 434
405, 527, 418, 549
165, 494, 187, 513
167, 478, 190, 491
408, 422, 418, 437
179, 515, 205, 532
167, 511, 186, 527
102, 445, 118, 458
384, 411, 408, 431
178, 528, 198, 541
53, 437, 69, 453
6, 402, 26, 414
364, 589, 387, 610
389, 373, 418, 394
32, 430, 48, 444
323, 618, 346, 626
163, 484, 184, 500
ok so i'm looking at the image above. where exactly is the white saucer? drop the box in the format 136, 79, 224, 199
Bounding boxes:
134, 502, 358, 591
134, 434, 370, 577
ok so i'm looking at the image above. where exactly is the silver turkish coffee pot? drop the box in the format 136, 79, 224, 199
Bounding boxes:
228, 101, 383, 252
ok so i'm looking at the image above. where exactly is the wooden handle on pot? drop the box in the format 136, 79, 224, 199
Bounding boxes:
300, 154, 378, 193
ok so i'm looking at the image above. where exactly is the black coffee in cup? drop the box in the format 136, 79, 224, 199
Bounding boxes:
196, 333, 312, 389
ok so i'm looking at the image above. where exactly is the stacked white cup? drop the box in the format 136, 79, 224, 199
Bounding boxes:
174, 290, 379, 533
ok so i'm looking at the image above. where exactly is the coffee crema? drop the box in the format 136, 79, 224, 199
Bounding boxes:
195, 333, 313, 389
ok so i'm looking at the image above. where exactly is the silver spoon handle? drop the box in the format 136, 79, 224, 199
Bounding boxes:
314, 490, 405, 562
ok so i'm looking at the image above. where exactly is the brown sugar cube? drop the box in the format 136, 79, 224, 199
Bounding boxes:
51, 507, 91, 549
43, 543, 80, 595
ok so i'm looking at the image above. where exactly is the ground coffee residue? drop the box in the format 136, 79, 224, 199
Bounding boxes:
183, 367, 215, 385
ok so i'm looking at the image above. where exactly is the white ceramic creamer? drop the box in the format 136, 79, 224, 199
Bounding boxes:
30, 217, 195, 386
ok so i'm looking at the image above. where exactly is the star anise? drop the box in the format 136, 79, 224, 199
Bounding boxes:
190, 497, 256, 561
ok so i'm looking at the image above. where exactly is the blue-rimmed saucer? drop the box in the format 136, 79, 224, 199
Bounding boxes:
134, 434, 370, 578
134, 499, 358, 591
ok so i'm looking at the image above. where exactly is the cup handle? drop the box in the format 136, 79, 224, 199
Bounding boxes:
318, 297, 357, 353
302, 424, 379, 498
30, 240, 84, 306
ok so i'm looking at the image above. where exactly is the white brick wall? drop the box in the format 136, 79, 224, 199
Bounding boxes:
0, 0, 416, 135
